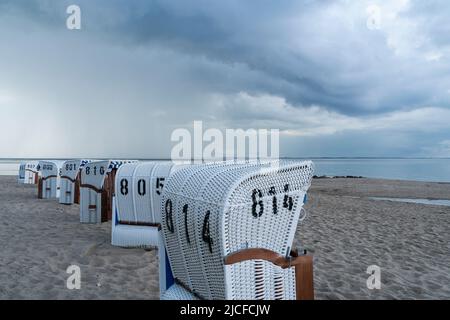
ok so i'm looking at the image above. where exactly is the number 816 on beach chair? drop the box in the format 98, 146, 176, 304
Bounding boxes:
79, 160, 136, 224
159, 161, 315, 300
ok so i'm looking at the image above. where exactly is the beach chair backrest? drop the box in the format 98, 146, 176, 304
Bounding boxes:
161, 161, 314, 300
115, 162, 184, 226
60, 160, 91, 204
24, 161, 39, 184
81, 160, 109, 190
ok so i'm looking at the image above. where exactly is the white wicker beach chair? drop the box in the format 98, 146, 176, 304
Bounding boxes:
38, 160, 64, 199
23, 161, 39, 185
59, 160, 91, 205
160, 161, 314, 300
18, 162, 26, 183
80, 160, 136, 224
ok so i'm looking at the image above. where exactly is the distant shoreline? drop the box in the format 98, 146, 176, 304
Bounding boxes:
3, 158, 450, 183
1, 157, 450, 161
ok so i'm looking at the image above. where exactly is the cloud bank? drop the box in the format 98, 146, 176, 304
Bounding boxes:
0, 0, 449, 158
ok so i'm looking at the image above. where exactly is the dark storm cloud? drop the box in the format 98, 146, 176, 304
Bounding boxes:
82, 0, 450, 115
1, 0, 449, 158
2, 0, 449, 115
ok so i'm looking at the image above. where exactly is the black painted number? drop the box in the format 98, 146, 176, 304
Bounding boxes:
202, 210, 213, 253
120, 179, 129, 196
252, 189, 264, 218
283, 184, 293, 211
269, 186, 278, 215
183, 204, 190, 244
156, 178, 165, 195
137, 179, 146, 196
165, 199, 174, 233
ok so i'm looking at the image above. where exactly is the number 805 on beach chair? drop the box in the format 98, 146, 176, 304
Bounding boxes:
159, 161, 315, 300
112, 161, 184, 248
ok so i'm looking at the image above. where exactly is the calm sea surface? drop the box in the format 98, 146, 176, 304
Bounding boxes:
2, 158, 450, 183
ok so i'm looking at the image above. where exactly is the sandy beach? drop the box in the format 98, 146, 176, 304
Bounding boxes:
0, 175, 449, 300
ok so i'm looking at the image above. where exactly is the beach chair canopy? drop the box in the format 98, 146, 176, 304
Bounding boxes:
80, 160, 137, 223
80, 160, 135, 190
161, 160, 314, 300
38, 160, 64, 179
115, 162, 185, 226
61, 160, 91, 181
21, 161, 40, 184
81, 160, 110, 190
37, 160, 65, 199
25, 161, 40, 173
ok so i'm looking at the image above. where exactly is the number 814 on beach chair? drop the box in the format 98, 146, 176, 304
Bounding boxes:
159, 161, 315, 300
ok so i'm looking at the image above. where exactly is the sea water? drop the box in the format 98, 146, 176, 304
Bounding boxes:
2, 158, 450, 183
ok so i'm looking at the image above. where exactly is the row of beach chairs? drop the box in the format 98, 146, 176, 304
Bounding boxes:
18, 159, 315, 300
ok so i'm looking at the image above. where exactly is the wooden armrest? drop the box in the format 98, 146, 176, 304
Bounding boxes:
224, 248, 310, 268
224, 248, 314, 300
118, 221, 162, 230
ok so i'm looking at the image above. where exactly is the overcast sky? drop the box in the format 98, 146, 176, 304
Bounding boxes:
0, 0, 449, 158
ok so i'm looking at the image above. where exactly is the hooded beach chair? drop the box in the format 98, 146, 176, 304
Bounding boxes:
22, 161, 40, 185
79, 160, 136, 224
160, 160, 314, 300
38, 160, 64, 199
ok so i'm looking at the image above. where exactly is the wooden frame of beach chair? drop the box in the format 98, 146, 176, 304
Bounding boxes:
59, 160, 90, 205
159, 161, 314, 300
80, 160, 136, 224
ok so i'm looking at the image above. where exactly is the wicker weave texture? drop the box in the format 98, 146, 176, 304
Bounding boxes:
161, 284, 200, 300
111, 224, 159, 248
161, 161, 314, 300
